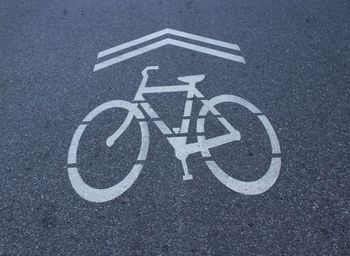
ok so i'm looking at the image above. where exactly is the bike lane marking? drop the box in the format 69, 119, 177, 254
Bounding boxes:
67, 29, 282, 202
67, 101, 150, 203
97, 28, 241, 58
93, 28, 246, 71
197, 94, 281, 195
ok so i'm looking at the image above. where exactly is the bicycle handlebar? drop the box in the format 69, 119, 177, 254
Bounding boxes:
142, 66, 159, 76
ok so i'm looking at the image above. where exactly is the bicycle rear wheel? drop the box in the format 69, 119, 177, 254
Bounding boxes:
197, 95, 281, 195
67, 100, 149, 202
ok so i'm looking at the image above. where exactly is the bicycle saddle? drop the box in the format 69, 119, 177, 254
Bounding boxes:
177, 75, 205, 84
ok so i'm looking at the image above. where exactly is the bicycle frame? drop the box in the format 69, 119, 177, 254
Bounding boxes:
68, 66, 281, 202
113, 66, 241, 180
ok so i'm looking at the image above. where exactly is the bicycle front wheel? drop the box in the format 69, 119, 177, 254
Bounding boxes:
197, 95, 281, 195
67, 100, 149, 202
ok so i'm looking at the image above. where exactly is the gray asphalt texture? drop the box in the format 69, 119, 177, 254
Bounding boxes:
1, 0, 350, 255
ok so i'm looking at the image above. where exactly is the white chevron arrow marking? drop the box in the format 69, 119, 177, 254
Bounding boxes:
94, 28, 245, 72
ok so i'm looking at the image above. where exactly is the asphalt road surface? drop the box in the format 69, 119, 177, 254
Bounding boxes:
1, 0, 349, 255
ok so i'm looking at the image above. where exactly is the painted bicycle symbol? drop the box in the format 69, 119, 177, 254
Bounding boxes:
67, 66, 281, 202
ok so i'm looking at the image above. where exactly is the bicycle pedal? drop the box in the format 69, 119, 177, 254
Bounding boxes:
182, 174, 193, 181
172, 127, 181, 134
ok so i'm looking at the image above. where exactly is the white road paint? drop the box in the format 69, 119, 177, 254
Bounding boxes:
197, 119, 205, 133
180, 119, 190, 134
154, 121, 172, 135
206, 157, 281, 195
67, 100, 149, 203
202, 95, 262, 114
199, 99, 220, 116
68, 64, 282, 201
140, 102, 159, 119
183, 100, 193, 117
68, 164, 143, 203
106, 112, 133, 147
137, 121, 149, 161
258, 115, 281, 154
142, 84, 191, 94
197, 94, 281, 195
94, 38, 245, 71
197, 135, 211, 157
67, 124, 87, 165
97, 28, 241, 59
